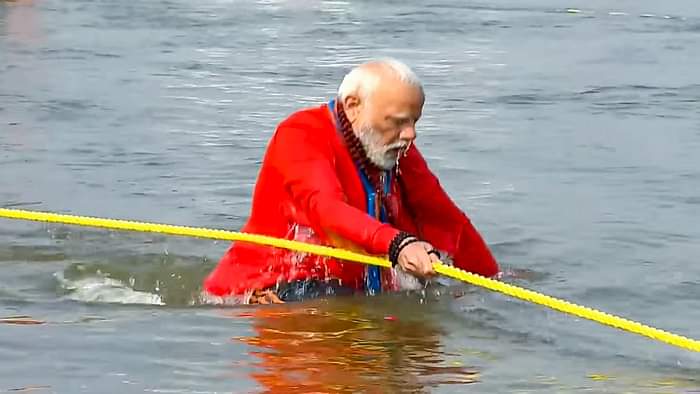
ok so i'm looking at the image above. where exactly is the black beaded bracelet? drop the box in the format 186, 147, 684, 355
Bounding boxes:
389, 231, 419, 267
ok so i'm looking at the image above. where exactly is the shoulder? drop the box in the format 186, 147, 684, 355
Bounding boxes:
268, 103, 338, 159
278, 103, 334, 134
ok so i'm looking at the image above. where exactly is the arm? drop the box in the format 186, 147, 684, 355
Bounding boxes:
271, 123, 399, 255
398, 145, 499, 277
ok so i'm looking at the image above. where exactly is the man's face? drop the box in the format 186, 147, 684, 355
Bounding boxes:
347, 80, 424, 169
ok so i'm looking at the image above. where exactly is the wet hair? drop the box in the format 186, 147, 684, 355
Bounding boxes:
337, 58, 423, 102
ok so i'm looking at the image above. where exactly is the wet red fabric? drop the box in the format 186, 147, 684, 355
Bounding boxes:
203, 103, 499, 296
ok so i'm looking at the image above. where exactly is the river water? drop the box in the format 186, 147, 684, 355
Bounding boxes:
2, 0, 700, 392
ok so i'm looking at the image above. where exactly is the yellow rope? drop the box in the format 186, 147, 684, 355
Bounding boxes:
1, 207, 699, 353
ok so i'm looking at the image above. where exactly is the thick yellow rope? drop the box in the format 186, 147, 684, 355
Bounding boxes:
1, 207, 698, 353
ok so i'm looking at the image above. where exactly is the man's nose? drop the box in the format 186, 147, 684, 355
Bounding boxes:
399, 124, 416, 141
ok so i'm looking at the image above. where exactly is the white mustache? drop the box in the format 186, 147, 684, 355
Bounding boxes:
358, 124, 411, 169
383, 141, 408, 152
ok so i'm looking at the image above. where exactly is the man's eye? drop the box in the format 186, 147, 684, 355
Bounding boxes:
392, 118, 406, 126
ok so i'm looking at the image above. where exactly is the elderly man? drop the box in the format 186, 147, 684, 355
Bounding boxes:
204, 58, 499, 304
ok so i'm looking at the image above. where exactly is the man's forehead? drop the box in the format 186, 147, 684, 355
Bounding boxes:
372, 85, 423, 104
390, 111, 415, 120
376, 79, 422, 96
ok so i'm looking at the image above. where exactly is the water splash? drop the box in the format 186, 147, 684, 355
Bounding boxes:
55, 271, 164, 305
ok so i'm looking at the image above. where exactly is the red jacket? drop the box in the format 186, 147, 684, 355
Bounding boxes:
203, 103, 499, 296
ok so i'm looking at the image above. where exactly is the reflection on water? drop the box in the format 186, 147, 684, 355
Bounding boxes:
229, 297, 479, 393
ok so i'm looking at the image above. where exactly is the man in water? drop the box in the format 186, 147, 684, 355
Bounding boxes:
204, 58, 499, 304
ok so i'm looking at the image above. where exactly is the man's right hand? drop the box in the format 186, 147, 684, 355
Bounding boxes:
397, 241, 438, 278
248, 289, 284, 304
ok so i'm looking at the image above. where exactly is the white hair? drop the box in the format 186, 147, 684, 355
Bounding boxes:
337, 58, 423, 101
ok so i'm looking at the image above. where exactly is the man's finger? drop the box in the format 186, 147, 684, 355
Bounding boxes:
422, 255, 436, 276
268, 292, 284, 304
428, 250, 440, 263
405, 259, 419, 273
428, 254, 439, 271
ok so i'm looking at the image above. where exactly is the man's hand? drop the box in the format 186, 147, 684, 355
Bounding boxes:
248, 289, 284, 305
397, 241, 438, 278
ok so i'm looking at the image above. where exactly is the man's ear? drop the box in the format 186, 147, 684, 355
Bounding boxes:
342, 94, 362, 123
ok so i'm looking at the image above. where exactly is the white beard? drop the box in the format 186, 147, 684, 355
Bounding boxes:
357, 124, 408, 170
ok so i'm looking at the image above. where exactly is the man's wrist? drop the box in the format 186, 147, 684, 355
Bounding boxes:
389, 231, 420, 266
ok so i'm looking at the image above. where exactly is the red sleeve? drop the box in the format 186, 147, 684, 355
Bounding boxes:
398, 145, 499, 277
270, 121, 399, 255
